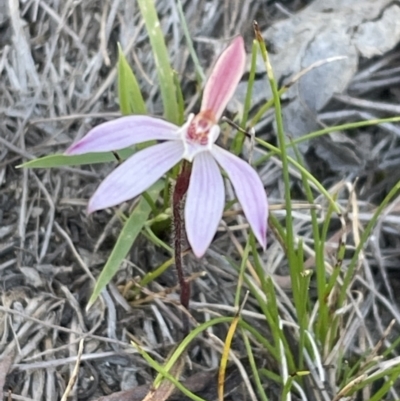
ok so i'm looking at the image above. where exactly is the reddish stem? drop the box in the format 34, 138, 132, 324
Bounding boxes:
172, 160, 192, 333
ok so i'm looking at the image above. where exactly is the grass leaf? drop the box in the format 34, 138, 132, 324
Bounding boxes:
18, 148, 135, 169
174, 0, 205, 84
137, 0, 179, 124
232, 39, 258, 155
87, 180, 164, 308
117, 43, 146, 115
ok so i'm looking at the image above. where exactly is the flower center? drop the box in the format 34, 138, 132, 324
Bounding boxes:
186, 110, 216, 146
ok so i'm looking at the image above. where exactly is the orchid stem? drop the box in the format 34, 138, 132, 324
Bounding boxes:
172, 160, 192, 335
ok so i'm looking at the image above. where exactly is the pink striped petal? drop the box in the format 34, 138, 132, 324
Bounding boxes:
185, 152, 225, 258
201, 36, 246, 121
66, 116, 179, 155
88, 141, 184, 212
211, 146, 268, 249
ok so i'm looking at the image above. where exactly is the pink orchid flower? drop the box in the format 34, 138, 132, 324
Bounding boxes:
65, 36, 268, 258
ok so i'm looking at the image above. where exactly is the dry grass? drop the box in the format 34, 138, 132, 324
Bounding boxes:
2, 0, 400, 400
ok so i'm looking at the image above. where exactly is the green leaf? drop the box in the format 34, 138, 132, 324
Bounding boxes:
232, 39, 258, 155
117, 43, 146, 115
137, 0, 180, 124
87, 180, 164, 308
175, 0, 205, 84
18, 148, 135, 169
173, 70, 185, 125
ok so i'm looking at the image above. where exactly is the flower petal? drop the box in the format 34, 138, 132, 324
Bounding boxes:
66, 116, 179, 155
185, 152, 225, 258
201, 36, 246, 121
211, 146, 268, 249
88, 141, 184, 212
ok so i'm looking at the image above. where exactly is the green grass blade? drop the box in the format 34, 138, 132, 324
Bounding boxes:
133, 343, 207, 401
137, 0, 179, 124
18, 148, 135, 169
255, 29, 294, 259
241, 328, 269, 401
368, 379, 394, 401
87, 180, 164, 308
291, 139, 326, 348
232, 40, 258, 155
234, 237, 251, 308
251, 97, 275, 127
290, 116, 400, 147
117, 43, 146, 115
173, 70, 185, 125
239, 320, 278, 359
175, 0, 205, 84
281, 376, 294, 401
267, 213, 287, 247
154, 316, 234, 386
139, 257, 174, 288
255, 29, 307, 360
256, 138, 340, 213
259, 368, 283, 385
143, 225, 173, 254
339, 180, 400, 306
242, 271, 295, 370
241, 40, 258, 128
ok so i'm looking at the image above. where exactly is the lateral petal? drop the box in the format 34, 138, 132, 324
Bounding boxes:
185, 152, 225, 258
211, 146, 268, 249
66, 116, 179, 155
201, 36, 246, 121
88, 141, 184, 212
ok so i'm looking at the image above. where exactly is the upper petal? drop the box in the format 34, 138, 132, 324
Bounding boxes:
211, 146, 268, 249
88, 141, 184, 212
66, 116, 179, 155
185, 152, 225, 258
201, 36, 246, 121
